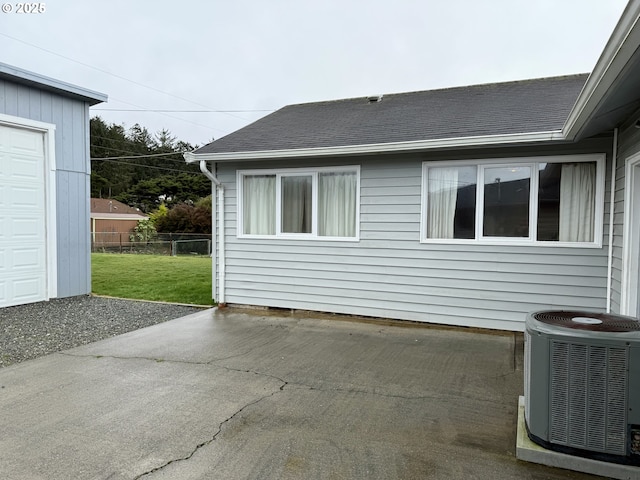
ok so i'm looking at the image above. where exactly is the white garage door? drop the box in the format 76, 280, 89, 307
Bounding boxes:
0, 124, 47, 308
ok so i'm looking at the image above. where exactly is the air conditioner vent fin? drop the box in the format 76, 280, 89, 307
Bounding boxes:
549, 340, 628, 455
586, 346, 606, 451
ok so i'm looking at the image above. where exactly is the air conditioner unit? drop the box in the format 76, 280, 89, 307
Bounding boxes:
524, 310, 640, 466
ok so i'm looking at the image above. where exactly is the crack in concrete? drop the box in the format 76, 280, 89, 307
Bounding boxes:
62, 351, 510, 406
211, 364, 485, 404
133, 379, 287, 479
58, 352, 212, 366
62, 351, 512, 476
215, 365, 513, 409
211, 364, 289, 389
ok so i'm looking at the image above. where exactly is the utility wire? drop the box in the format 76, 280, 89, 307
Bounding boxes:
103, 96, 226, 134
91, 152, 189, 161
0, 32, 248, 121
90, 143, 190, 162
0, 33, 258, 139
91, 158, 200, 174
93, 108, 274, 113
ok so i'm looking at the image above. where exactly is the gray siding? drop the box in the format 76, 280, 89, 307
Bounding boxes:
215, 139, 613, 331
0, 79, 92, 298
610, 119, 640, 314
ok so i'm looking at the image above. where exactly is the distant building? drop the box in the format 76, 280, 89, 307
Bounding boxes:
90, 198, 148, 246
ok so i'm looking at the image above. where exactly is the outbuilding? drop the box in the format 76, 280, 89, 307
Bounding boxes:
0, 63, 106, 308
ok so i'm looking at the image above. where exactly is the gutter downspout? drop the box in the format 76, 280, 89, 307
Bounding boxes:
606, 128, 618, 313
199, 160, 226, 307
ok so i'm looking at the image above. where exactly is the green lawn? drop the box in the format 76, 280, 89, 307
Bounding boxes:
91, 253, 213, 305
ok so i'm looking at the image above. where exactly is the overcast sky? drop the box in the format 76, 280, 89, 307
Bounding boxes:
0, 0, 630, 148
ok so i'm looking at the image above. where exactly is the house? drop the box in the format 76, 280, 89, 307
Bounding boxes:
185, 1, 640, 331
90, 198, 148, 247
0, 63, 107, 308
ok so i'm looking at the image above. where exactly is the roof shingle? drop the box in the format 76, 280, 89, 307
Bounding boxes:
195, 74, 588, 155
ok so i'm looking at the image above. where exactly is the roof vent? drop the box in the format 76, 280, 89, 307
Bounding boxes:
367, 95, 383, 103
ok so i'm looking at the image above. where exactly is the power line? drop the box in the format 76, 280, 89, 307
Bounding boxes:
93, 108, 274, 113
90, 146, 189, 163
104, 96, 226, 134
90, 139, 191, 161
91, 158, 200, 174
91, 152, 189, 161
0, 32, 248, 121
0, 33, 257, 139
90, 142, 157, 158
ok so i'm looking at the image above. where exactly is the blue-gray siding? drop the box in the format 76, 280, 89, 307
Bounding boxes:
0, 78, 92, 298
213, 139, 614, 331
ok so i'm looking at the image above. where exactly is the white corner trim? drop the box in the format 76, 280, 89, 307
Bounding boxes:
184, 131, 565, 163
563, 0, 640, 140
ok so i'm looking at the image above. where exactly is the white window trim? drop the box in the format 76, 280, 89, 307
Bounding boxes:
237, 165, 360, 242
420, 154, 606, 248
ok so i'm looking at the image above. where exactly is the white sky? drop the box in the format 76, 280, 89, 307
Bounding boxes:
0, 0, 630, 147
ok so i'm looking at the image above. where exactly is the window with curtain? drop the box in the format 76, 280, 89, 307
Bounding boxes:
282, 175, 312, 233
423, 156, 602, 245
318, 172, 357, 237
538, 162, 596, 242
426, 166, 476, 239
239, 167, 359, 239
243, 175, 276, 235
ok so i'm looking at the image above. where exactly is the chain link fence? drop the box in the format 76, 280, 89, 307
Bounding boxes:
91, 232, 212, 256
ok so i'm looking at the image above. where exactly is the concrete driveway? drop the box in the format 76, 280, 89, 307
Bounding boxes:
0, 308, 605, 479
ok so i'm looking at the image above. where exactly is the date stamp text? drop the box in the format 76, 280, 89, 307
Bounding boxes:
2, 3, 46, 13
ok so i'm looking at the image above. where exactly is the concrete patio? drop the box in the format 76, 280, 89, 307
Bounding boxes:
0, 307, 609, 479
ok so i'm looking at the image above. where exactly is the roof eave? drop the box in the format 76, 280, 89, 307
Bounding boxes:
563, 0, 640, 140
184, 130, 565, 163
0, 62, 107, 106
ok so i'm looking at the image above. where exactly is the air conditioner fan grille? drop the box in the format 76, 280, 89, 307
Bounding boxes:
532, 311, 640, 332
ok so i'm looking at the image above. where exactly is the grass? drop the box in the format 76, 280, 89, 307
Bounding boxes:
91, 253, 213, 306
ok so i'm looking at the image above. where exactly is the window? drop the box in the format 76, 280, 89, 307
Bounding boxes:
239, 166, 359, 240
482, 165, 531, 238
422, 155, 604, 246
426, 165, 476, 239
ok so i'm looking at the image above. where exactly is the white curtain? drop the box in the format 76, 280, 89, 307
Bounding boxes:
559, 162, 595, 242
318, 172, 357, 237
282, 176, 312, 233
243, 175, 276, 235
428, 168, 459, 239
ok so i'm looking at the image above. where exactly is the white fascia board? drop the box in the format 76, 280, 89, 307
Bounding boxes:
184, 130, 565, 163
563, 0, 640, 140
0, 62, 107, 105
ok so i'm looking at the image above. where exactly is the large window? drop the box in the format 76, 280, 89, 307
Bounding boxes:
422, 155, 604, 246
239, 166, 359, 240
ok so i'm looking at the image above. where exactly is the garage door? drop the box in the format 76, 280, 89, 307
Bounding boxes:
0, 124, 47, 308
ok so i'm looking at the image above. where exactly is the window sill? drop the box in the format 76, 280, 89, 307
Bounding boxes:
238, 234, 360, 243
419, 238, 603, 249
